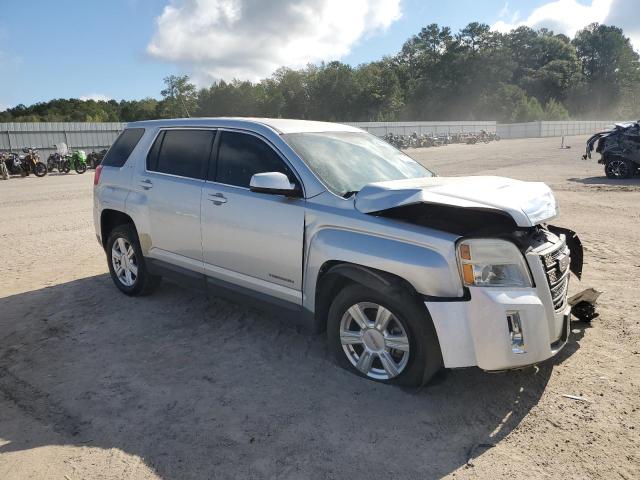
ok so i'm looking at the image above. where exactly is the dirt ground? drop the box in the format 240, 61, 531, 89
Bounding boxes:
0, 135, 638, 479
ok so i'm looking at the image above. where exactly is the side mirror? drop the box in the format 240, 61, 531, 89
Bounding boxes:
250, 172, 301, 197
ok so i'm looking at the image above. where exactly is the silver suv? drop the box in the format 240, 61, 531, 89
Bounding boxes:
94, 118, 583, 386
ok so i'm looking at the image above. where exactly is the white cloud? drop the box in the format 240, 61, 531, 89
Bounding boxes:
498, 2, 520, 24
604, 0, 640, 53
147, 0, 402, 83
491, 0, 639, 51
79, 94, 112, 102
0, 103, 9, 112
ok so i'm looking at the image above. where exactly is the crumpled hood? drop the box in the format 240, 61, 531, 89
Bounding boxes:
355, 176, 558, 227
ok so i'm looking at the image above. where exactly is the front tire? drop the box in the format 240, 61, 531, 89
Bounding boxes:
605, 157, 633, 179
327, 283, 443, 387
106, 225, 161, 296
75, 162, 87, 174
34, 162, 47, 177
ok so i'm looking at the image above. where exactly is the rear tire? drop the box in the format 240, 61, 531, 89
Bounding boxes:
106, 224, 161, 296
327, 283, 443, 387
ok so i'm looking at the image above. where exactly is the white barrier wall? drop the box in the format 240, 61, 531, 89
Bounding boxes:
496, 120, 622, 139
0, 122, 126, 160
539, 121, 619, 137
344, 121, 497, 136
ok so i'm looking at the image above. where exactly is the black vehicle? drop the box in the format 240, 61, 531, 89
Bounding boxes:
583, 121, 640, 179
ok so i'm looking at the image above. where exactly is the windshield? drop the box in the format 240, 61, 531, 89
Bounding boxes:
282, 131, 434, 196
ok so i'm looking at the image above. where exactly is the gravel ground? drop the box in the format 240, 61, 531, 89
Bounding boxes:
0, 135, 638, 479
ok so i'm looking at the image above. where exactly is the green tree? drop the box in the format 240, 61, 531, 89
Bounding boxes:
543, 98, 571, 120
353, 60, 404, 121
306, 62, 358, 121
571, 23, 640, 116
159, 75, 198, 118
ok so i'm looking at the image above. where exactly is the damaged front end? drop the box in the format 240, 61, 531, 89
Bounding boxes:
375, 202, 584, 280
583, 121, 640, 179
355, 176, 590, 323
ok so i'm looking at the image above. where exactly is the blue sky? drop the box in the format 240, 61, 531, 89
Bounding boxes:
0, 0, 634, 109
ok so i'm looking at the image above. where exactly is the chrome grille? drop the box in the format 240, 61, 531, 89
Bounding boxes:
540, 238, 571, 312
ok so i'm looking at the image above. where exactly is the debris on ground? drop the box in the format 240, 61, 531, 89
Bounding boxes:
562, 394, 591, 402
569, 288, 602, 322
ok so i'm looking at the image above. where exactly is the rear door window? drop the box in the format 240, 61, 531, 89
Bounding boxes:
102, 128, 145, 168
214, 131, 295, 188
147, 129, 215, 180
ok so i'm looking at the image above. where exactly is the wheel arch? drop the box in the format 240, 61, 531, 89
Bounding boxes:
303, 227, 462, 321
100, 209, 137, 250
314, 261, 425, 333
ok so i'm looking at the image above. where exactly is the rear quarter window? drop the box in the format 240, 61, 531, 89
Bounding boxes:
102, 128, 145, 168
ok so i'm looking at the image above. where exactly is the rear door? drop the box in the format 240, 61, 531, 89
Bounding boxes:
201, 130, 305, 306
138, 128, 215, 271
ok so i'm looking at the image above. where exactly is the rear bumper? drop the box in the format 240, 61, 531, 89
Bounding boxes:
426, 288, 571, 371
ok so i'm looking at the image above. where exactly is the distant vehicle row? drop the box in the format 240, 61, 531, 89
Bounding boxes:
383, 130, 500, 149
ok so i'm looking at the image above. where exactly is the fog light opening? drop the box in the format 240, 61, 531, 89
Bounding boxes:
507, 311, 525, 354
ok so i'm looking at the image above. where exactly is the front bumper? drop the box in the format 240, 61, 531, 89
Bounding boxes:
426, 288, 571, 370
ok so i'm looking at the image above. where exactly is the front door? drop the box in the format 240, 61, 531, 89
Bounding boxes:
201, 130, 305, 306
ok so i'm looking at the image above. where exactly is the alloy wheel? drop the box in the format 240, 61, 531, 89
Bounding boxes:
111, 237, 138, 287
606, 159, 629, 179
339, 302, 410, 380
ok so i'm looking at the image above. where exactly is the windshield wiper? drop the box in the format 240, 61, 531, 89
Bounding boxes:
342, 190, 359, 198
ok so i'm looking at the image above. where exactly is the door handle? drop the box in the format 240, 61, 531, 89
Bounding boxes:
139, 178, 153, 190
208, 192, 227, 205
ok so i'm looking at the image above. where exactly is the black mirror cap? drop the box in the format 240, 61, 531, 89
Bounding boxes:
250, 185, 303, 198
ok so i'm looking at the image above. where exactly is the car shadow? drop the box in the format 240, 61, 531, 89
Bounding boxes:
568, 176, 640, 187
0, 275, 585, 479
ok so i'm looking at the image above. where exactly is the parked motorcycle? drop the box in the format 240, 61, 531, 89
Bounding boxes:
0, 154, 8, 180
47, 152, 65, 173
20, 148, 47, 177
87, 148, 107, 169
60, 149, 88, 174
47, 143, 68, 173
2, 152, 26, 176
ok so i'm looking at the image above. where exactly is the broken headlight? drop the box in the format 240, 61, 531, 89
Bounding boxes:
457, 239, 532, 287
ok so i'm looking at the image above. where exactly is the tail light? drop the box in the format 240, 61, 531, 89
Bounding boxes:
94, 165, 103, 185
